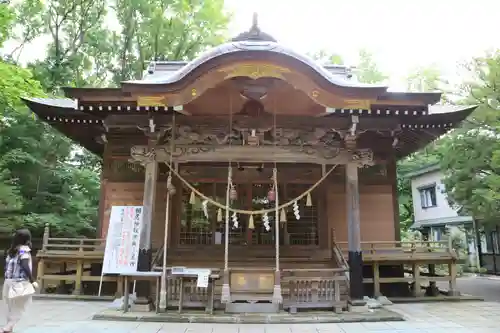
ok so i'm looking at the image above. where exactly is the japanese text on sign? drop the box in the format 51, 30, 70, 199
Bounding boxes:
102, 206, 143, 274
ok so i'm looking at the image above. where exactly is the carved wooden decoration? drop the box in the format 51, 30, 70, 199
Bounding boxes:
218, 62, 291, 80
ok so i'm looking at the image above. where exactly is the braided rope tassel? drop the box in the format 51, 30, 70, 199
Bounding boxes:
221, 167, 232, 304
272, 167, 283, 304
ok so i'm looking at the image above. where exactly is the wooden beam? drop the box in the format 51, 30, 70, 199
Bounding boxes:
131, 145, 375, 165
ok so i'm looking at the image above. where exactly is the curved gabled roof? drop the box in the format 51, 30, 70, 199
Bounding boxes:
123, 40, 387, 92
122, 13, 387, 97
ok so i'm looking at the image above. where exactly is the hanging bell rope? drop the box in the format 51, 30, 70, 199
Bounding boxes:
160, 110, 176, 310
164, 161, 336, 215
221, 165, 232, 304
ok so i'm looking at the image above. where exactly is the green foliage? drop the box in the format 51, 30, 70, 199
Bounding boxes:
441, 128, 500, 225
0, 0, 230, 238
438, 52, 500, 228
0, 4, 14, 47
110, 0, 230, 84
308, 50, 344, 65
355, 49, 388, 84
405, 65, 443, 92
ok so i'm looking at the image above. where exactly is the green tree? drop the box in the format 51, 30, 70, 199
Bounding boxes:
405, 65, 442, 92
355, 49, 388, 84
111, 0, 230, 84
308, 49, 344, 65
441, 129, 500, 226
439, 52, 500, 227
2, 0, 231, 237
0, 1, 103, 236
11, 0, 111, 92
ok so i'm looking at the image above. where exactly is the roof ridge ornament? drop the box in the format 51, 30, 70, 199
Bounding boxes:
231, 12, 277, 43
251, 12, 260, 34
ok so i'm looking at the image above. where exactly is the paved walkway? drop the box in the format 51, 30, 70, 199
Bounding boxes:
437, 275, 500, 302
1, 300, 499, 332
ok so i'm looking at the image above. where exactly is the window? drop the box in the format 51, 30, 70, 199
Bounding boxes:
492, 231, 499, 254
480, 230, 500, 254
431, 228, 441, 241
419, 185, 437, 208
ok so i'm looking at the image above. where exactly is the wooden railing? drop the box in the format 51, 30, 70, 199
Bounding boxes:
179, 230, 213, 245
36, 224, 112, 295
164, 271, 220, 308
282, 268, 349, 313
334, 239, 455, 259
41, 237, 105, 254
331, 231, 459, 297
179, 231, 318, 246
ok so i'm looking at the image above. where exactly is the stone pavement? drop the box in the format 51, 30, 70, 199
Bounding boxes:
437, 275, 500, 302
1, 300, 499, 332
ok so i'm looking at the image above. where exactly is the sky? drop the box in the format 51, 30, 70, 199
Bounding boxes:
4, 0, 499, 90
225, 0, 498, 88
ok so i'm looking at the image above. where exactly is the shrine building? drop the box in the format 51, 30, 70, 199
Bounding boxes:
25, 16, 475, 313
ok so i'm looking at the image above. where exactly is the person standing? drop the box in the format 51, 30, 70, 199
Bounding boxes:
2, 229, 38, 333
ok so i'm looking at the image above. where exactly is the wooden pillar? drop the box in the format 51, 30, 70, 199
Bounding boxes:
388, 159, 401, 241
318, 164, 328, 249
346, 162, 363, 300
171, 166, 182, 247
137, 159, 158, 301
372, 262, 381, 297
412, 263, 421, 297
96, 143, 109, 238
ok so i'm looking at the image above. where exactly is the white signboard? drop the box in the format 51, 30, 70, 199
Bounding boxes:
196, 271, 210, 288
170, 267, 211, 288
102, 206, 143, 274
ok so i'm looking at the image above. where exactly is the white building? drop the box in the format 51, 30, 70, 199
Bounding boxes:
407, 164, 500, 274
407, 164, 473, 238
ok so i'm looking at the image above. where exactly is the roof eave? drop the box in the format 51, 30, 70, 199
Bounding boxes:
379, 91, 442, 105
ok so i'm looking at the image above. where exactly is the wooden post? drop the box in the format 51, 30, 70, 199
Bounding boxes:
331, 228, 336, 249
137, 158, 158, 302
115, 276, 124, 298
73, 239, 84, 295
37, 224, 50, 293
448, 262, 458, 296
412, 263, 421, 297
211, 183, 217, 245
42, 223, 49, 250
334, 279, 342, 313
346, 163, 363, 301
373, 262, 381, 297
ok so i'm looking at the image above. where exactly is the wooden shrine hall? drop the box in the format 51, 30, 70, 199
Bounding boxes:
25, 15, 475, 313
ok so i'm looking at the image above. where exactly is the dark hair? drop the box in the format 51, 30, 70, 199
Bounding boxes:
7, 229, 32, 257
